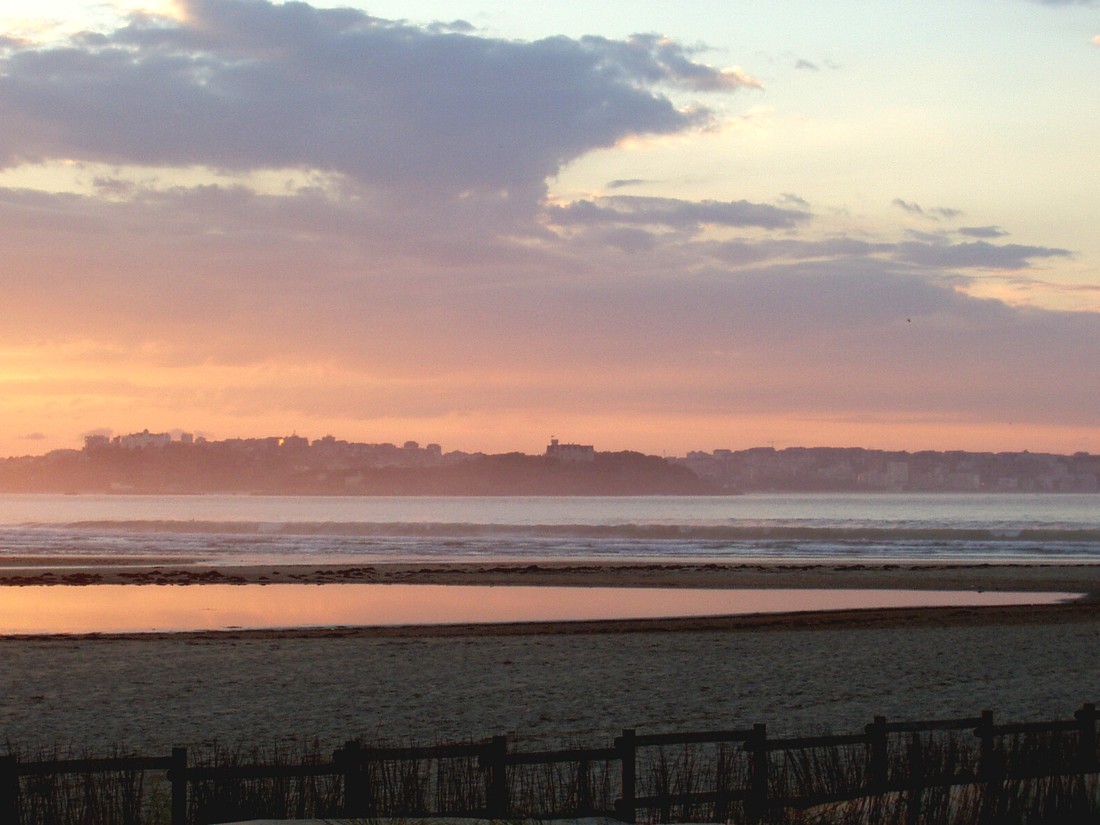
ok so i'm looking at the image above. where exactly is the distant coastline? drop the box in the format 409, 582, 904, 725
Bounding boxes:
0, 430, 1097, 495
0, 435, 716, 496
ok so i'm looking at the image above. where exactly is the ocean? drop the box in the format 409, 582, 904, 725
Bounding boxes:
1, 492, 1098, 567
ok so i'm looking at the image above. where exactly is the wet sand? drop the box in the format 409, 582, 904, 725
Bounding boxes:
3, 601, 1099, 753
3, 558, 1099, 593
2, 561, 1098, 753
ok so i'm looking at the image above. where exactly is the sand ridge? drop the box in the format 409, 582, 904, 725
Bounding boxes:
2, 558, 1099, 592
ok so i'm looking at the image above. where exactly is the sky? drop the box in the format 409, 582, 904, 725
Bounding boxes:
1, 0, 1098, 457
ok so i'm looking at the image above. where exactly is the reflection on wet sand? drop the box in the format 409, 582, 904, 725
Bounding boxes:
0, 583, 1078, 635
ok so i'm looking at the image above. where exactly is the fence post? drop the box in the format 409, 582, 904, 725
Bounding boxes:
337, 739, 366, 817
615, 728, 636, 824
905, 734, 924, 825
0, 754, 18, 824
977, 710, 995, 780
577, 757, 592, 814
867, 715, 889, 792
976, 710, 1006, 822
746, 723, 769, 824
714, 742, 732, 824
1076, 703, 1097, 772
169, 747, 188, 825
484, 736, 509, 819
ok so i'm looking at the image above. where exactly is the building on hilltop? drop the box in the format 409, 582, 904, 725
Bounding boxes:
85, 430, 193, 451
83, 434, 112, 451
120, 429, 172, 449
545, 437, 595, 463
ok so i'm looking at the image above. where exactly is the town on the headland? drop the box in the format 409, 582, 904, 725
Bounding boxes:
0, 429, 1097, 494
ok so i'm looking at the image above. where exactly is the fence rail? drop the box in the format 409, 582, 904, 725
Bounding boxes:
2, 702, 1098, 824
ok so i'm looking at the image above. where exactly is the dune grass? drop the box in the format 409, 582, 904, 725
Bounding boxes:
5, 723, 1100, 824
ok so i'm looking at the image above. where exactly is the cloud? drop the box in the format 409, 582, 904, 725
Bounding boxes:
1093, 34, 1100, 44
19, 432, 47, 440
3, 175, 1098, 439
795, 59, 819, 71
0, 0, 753, 206
779, 193, 811, 208
892, 199, 963, 220
589, 227, 658, 253
703, 237, 893, 266
895, 240, 1071, 270
695, 228, 1065, 268
693, 233, 1071, 272
580, 33, 763, 92
548, 195, 811, 231
425, 20, 476, 34
958, 226, 1009, 239
0, 0, 1095, 451
906, 229, 949, 243
606, 179, 650, 189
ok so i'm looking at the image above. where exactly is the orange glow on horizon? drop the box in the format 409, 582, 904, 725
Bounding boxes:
3, 400, 1100, 459
2, 337, 1098, 457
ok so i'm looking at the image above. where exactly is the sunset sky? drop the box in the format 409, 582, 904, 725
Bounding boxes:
1, 0, 1098, 457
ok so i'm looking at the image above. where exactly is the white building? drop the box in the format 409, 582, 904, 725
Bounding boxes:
545, 437, 595, 463
119, 429, 172, 449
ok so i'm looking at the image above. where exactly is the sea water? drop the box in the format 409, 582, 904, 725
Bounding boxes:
0, 492, 1098, 567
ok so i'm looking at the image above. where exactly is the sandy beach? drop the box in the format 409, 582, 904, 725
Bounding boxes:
2, 560, 1099, 755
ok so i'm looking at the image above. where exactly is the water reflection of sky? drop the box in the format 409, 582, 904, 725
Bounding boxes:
0, 585, 1078, 636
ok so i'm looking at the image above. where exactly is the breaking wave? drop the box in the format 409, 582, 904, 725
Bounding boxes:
2, 493, 1098, 565
44, 519, 1100, 545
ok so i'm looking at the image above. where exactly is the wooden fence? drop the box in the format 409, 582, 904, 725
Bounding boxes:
2, 703, 1098, 824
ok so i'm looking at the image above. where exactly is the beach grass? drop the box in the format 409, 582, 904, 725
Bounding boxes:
8, 728, 1100, 824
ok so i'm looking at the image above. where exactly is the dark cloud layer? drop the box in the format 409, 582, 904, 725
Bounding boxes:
1, 177, 1097, 430
549, 196, 811, 231
896, 240, 1071, 270
605, 229, 1069, 271
958, 226, 1009, 239
606, 178, 650, 189
0, 0, 752, 202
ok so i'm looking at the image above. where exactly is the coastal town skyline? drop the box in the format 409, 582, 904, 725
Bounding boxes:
3, 426, 1098, 494
2, 0, 1099, 458
9, 424, 1100, 461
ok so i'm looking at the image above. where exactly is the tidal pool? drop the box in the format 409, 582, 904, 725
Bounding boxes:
0, 584, 1078, 635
